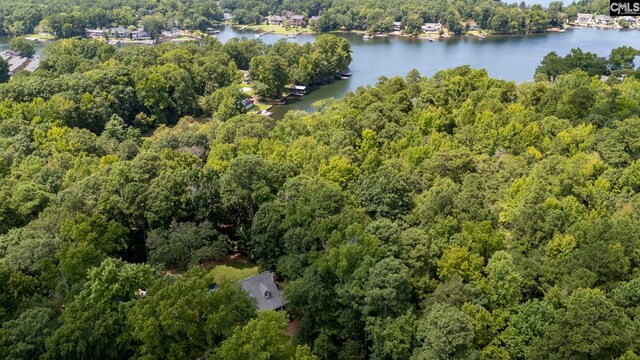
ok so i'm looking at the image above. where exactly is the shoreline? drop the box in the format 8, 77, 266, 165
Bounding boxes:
231, 23, 631, 41
9, 22, 631, 47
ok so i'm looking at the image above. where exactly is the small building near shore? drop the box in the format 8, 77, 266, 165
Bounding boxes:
621, 16, 637, 24
109, 26, 127, 38
239, 272, 286, 311
392, 21, 403, 31
576, 13, 593, 25
85, 29, 105, 39
290, 15, 306, 26
0, 50, 40, 76
595, 15, 614, 25
289, 85, 307, 96
464, 20, 478, 31
241, 98, 255, 110
422, 22, 442, 33
268, 15, 284, 25
131, 29, 152, 40
161, 28, 180, 38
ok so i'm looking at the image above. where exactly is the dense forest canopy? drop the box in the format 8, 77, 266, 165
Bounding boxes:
0, 28, 639, 358
0, 0, 612, 36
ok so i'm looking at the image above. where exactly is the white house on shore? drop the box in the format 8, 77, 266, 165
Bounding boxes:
131, 28, 152, 40
576, 13, 593, 26
422, 22, 442, 32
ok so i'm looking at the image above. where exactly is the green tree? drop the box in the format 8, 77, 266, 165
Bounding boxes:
486, 251, 522, 309
249, 55, 289, 99
214, 311, 295, 360
363, 257, 412, 318
1, 307, 58, 360
609, 46, 639, 72
128, 269, 255, 360
140, 14, 165, 39
44, 258, 155, 360
0, 57, 9, 83
438, 246, 484, 282
147, 221, 229, 270
535, 51, 567, 81
9, 36, 35, 58
413, 303, 478, 359
533, 288, 633, 359
354, 165, 414, 219
366, 312, 417, 360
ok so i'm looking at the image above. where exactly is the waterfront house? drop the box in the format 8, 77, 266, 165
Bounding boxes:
392, 21, 403, 31
289, 85, 307, 96
422, 22, 442, 32
290, 15, 306, 26
239, 272, 286, 311
131, 28, 152, 40
241, 98, 255, 110
576, 13, 593, 25
621, 16, 637, 24
310, 16, 319, 23
465, 20, 478, 31
268, 15, 284, 25
85, 29, 105, 39
0, 50, 40, 75
109, 26, 126, 38
161, 28, 180, 38
224, 13, 232, 22
595, 15, 614, 25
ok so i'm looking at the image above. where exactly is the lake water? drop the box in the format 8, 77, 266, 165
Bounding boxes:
216, 27, 640, 117
2, 26, 639, 118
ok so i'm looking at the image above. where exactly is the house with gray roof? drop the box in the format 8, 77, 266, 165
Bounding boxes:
595, 15, 614, 25
110, 26, 127, 38
289, 15, 306, 26
239, 271, 286, 311
0, 50, 40, 75
576, 13, 593, 25
422, 22, 442, 32
268, 15, 284, 25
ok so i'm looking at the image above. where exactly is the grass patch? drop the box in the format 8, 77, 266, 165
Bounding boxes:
241, 88, 256, 97
25, 33, 55, 40
237, 24, 314, 35
250, 103, 272, 111
209, 264, 259, 283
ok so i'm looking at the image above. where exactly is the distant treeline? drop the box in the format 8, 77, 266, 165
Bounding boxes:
0, 0, 224, 37
0, 0, 611, 37
223, 0, 610, 34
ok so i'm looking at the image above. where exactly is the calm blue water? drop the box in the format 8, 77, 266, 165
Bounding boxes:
215, 27, 640, 116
